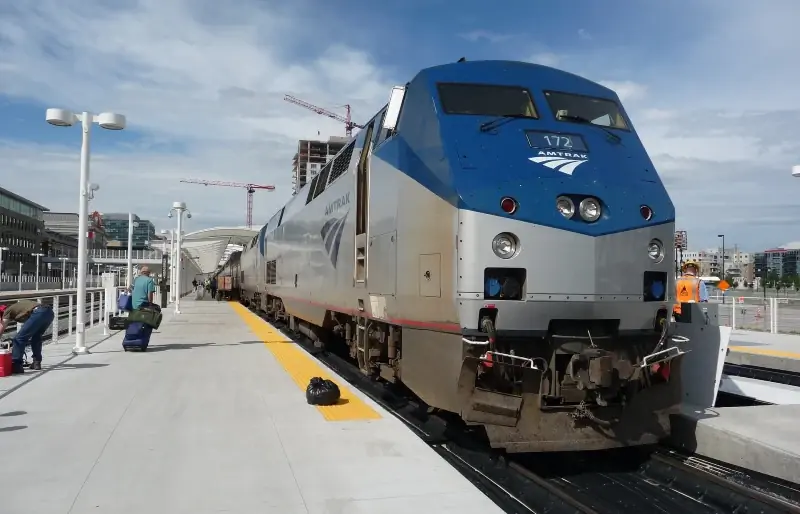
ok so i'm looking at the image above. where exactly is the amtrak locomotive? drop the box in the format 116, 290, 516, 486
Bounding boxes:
230, 59, 683, 452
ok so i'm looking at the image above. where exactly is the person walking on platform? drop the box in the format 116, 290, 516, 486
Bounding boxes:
0, 300, 55, 373
132, 266, 157, 310
673, 260, 708, 322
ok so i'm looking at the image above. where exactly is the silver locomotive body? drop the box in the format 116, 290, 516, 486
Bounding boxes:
237, 61, 688, 452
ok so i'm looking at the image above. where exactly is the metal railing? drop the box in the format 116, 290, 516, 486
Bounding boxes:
0, 277, 108, 292
0, 287, 147, 346
87, 249, 165, 260
712, 295, 800, 335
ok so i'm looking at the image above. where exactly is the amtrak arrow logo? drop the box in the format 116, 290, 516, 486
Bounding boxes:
320, 210, 349, 268
529, 151, 589, 176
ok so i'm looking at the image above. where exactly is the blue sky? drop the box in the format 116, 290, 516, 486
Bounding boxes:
0, 0, 798, 251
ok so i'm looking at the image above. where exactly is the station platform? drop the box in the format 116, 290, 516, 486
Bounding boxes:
727, 330, 800, 373
0, 298, 502, 514
670, 403, 800, 484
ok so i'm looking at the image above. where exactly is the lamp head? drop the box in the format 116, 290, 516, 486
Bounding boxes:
89, 183, 100, 192
186, 212, 192, 219
168, 212, 173, 219
97, 112, 126, 130
793, 165, 800, 178
173, 201, 187, 210
45, 108, 77, 127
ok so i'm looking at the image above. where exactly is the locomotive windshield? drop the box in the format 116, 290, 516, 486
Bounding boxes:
437, 83, 538, 118
543, 91, 629, 130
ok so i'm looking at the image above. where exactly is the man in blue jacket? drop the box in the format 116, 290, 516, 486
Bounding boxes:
131, 266, 156, 310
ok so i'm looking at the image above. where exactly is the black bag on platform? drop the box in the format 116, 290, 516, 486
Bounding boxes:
305, 377, 341, 406
109, 316, 127, 330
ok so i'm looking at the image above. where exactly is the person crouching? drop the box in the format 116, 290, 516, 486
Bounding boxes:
0, 300, 55, 374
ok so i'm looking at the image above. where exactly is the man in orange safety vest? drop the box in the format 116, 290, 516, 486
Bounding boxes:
673, 260, 708, 321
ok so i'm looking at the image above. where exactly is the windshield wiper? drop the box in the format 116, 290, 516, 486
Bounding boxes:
557, 114, 622, 143
479, 113, 535, 133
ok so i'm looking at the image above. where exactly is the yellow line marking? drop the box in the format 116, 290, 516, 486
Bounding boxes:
229, 302, 381, 421
728, 346, 800, 360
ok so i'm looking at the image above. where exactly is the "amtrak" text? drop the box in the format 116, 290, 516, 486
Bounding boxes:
325, 192, 351, 216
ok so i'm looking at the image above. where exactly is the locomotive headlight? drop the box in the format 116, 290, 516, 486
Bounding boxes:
492, 232, 518, 259
578, 197, 601, 222
556, 196, 574, 218
648, 239, 664, 262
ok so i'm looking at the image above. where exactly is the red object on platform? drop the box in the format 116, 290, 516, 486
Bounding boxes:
0, 351, 13, 378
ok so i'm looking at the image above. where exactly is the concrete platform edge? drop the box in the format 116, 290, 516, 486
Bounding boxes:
668, 409, 800, 484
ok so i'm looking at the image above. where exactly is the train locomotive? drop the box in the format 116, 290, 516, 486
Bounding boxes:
230, 59, 690, 453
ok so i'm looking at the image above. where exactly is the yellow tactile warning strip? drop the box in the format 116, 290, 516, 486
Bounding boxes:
728, 346, 800, 360
229, 302, 382, 421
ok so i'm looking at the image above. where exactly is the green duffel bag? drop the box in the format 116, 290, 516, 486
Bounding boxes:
128, 304, 163, 330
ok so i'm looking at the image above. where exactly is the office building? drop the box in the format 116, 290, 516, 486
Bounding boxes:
683, 247, 754, 285
291, 136, 349, 194
753, 248, 800, 281
102, 213, 156, 249
44, 211, 107, 249
0, 186, 47, 277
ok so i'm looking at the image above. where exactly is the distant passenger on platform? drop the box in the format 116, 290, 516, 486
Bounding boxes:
673, 260, 708, 322
131, 266, 157, 310
210, 279, 217, 300
0, 300, 55, 373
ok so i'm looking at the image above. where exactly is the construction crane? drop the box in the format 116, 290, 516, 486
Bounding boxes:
179, 179, 276, 229
283, 94, 364, 137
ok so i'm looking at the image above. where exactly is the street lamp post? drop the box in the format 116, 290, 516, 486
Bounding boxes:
59, 257, 68, 288
33, 253, 44, 290
46, 107, 126, 355
18, 261, 23, 291
168, 202, 191, 314
126, 213, 139, 289
0, 246, 7, 287
717, 234, 725, 304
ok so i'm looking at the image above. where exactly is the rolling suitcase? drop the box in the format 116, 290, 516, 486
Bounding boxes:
122, 321, 154, 352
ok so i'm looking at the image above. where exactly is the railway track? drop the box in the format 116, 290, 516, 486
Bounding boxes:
250, 306, 800, 514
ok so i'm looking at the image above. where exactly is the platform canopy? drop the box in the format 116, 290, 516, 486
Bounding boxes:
179, 226, 258, 275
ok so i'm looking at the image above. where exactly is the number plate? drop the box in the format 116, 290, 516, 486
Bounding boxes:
526, 130, 588, 152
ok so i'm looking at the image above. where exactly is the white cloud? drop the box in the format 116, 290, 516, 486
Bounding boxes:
598, 81, 648, 103
529, 52, 561, 67
0, 1, 396, 231
459, 30, 515, 44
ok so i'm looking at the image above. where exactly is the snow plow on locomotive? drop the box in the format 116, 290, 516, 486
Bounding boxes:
234, 59, 729, 453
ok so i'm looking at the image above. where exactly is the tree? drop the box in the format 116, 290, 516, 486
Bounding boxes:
725, 274, 737, 289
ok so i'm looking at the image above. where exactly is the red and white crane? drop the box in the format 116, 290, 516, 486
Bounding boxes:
283, 94, 364, 137
179, 179, 276, 229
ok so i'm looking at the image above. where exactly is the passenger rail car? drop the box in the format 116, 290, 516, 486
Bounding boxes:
236, 59, 681, 453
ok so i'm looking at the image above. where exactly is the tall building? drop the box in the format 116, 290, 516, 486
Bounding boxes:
753, 248, 800, 281
101, 213, 156, 249
291, 136, 349, 194
0, 186, 47, 277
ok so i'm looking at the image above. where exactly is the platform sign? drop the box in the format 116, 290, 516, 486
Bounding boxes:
717, 280, 730, 291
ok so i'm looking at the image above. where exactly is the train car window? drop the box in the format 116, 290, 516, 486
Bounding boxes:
543, 91, 629, 130
277, 207, 285, 227
437, 83, 538, 118
306, 174, 320, 205
328, 142, 355, 183
312, 162, 332, 200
